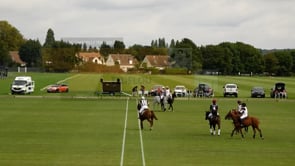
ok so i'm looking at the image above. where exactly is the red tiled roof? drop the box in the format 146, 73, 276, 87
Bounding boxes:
9, 51, 26, 64
109, 54, 138, 66
145, 55, 169, 67
78, 52, 102, 59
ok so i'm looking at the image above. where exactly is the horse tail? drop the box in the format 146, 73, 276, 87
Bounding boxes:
151, 111, 158, 120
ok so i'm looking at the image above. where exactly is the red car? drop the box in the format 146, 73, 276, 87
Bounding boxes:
47, 84, 69, 93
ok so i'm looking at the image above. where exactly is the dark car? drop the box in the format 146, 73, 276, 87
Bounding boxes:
193, 83, 214, 97
270, 82, 287, 98
251, 87, 265, 98
47, 84, 69, 93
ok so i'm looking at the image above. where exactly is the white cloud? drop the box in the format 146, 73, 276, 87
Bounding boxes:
1, 0, 294, 49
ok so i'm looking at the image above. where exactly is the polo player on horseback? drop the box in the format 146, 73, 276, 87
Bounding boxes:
207, 99, 219, 119
138, 96, 149, 117
238, 103, 248, 126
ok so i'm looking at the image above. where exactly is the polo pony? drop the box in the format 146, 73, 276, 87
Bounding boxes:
225, 109, 263, 139
205, 111, 221, 135
138, 103, 158, 130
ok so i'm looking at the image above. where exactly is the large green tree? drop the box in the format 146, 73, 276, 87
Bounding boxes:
19, 39, 42, 67
99, 41, 112, 57
264, 53, 279, 75
201, 45, 233, 74
219, 42, 241, 74
170, 38, 202, 73
0, 21, 25, 51
291, 50, 295, 73
42, 41, 80, 72
274, 51, 293, 76
0, 21, 25, 66
43, 28, 55, 47
0, 40, 10, 66
236, 42, 264, 74
113, 40, 125, 53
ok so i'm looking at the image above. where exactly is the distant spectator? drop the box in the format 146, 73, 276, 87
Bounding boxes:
140, 85, 145, 96
132, 86, 138, 96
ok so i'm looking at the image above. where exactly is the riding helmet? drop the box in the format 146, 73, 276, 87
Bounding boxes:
141, 96, 145, 100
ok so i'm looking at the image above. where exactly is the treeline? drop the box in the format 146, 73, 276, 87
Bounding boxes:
1, 20, 294, 75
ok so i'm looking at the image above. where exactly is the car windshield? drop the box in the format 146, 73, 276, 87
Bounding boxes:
198, 84, 210, 89
253, 87, 264, 91
13, 80, 27, 85
226, 85, 236, 88
175, 86, 185, 90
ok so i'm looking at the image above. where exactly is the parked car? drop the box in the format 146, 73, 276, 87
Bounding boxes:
47, 84, 69, 93
270, 82, 287, 98
251, 87, 265, 98
223, 83, 238, 97
193, 83, 214, 97
149, 85, 164, 96
174, 85, 187, 97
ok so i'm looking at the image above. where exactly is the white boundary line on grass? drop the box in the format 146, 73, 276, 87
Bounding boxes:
137, 111, 146, 166
137, 99, 146, 166
40, 74, 81, 91
120, 98, 146, 166
120, 97, 129, 166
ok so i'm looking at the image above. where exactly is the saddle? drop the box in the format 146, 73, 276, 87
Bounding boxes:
239, 117, 248, 126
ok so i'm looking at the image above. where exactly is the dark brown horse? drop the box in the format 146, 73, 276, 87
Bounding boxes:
225, 109, 263, 139
139, 108, 158, 130
205, 111, 221, 135
167, 92, 176, 111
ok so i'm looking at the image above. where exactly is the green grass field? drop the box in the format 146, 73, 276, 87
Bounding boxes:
0, 73, 294, 165
0, 97, 294, 165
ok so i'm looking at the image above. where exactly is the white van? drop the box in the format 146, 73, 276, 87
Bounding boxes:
11, 76, 35, 94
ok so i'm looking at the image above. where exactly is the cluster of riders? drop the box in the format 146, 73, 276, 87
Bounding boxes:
136, 86, 175, 130
135, 86, 263, 139
206, 99, 263, 139
206, 99, 248, 126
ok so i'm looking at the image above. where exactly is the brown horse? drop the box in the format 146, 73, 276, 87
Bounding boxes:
139, 108, 158, 130
225, 109, 263, 139
205, 111, 221, 135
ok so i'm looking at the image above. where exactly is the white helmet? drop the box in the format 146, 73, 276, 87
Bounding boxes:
141, 96, 145, 100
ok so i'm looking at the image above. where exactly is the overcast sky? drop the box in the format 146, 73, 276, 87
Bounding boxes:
1, 0, 294, 49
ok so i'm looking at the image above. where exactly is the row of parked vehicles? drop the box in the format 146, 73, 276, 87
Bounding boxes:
10, 76, 286, 98
10, 76, 69, 95
149, 82, 287, 98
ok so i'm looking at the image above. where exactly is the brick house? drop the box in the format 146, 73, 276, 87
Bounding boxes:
141, 55, 170, 70
105, 54, 138, 72
77, 52, 105, 64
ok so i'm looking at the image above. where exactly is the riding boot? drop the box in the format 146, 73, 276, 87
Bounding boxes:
239, 119, 243, 127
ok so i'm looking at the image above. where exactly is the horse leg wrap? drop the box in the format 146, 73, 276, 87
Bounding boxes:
218, 129, 221, 136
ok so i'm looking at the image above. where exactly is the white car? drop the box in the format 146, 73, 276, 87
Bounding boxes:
223, 83, 238, 97
174, 85, 187, 97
